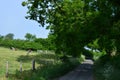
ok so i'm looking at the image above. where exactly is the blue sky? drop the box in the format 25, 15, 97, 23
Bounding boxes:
0, 0, 49, 39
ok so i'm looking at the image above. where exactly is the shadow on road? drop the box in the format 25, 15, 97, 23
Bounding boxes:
58, 59, 94, 80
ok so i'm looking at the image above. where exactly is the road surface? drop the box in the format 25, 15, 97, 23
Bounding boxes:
58, 60, 94, 80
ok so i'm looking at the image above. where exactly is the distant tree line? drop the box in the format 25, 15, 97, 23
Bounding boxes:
0, 33, 55, 51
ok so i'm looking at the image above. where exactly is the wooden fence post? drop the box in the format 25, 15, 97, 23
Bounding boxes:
5, 61, 8, 78
32, 59, 35, 71
20, 61, 22, 72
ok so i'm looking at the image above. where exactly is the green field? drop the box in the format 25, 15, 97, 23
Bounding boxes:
0, 47, 80, 80
0, 47, 34, 79
0, 47, 57, 80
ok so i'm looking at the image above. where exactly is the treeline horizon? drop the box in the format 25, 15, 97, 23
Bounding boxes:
0, 33, 48, 40
0, 33, 55, 51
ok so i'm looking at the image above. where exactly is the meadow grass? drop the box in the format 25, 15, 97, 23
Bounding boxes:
0, 47, 79, 80
0, 47, 42, 79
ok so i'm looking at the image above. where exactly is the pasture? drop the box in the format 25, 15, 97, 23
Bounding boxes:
0, 47, 35, 78
0, 47, 57, 80
0, 47, 80, 80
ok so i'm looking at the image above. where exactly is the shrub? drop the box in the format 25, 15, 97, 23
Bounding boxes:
94, 55, 120, 80
0, 39, 50, 51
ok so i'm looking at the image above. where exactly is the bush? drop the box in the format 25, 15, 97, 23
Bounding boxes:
0, 39, 51, 51
94, 55, 120, 80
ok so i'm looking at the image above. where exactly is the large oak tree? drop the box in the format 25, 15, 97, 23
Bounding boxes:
22, 0, 120, 58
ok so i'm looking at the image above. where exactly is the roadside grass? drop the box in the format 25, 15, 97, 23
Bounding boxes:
0, 47, 80, 80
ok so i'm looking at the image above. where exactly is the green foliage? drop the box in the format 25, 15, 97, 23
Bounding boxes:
94, 55, 120, 80
0, 35, 4, 39
4, 33, 14, 40
22, 1, 120, 79
92, 49, 106, 60
25, 33, 36, 41
79, 54, 85, 62
22, 0, 120, 58
22, 1, 27, 6
22, 0, 87, 57
0, 37, 54, 51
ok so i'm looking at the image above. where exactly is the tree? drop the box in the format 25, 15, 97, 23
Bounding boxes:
25, 33, 36, 41
4, 33, 14, 40
22, 0, 120, 58
87, 0, 120, 55
22, 0, 87, 57
47, 34, 56, 50
34, 38, 48, 50
0, 35, 4, 40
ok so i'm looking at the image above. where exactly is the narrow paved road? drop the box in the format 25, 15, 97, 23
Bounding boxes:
58, 60, 94, 80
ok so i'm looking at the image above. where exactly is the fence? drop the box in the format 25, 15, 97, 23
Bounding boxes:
5, 59, 36, 78
4, 59, 60, 78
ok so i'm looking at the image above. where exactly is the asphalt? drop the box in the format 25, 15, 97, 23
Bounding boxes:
57, 60, 94, 80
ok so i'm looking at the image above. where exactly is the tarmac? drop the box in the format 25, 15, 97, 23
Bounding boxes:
58, 60, 94, 80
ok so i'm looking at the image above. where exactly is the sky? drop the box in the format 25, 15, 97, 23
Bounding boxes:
0, 0, 49, 39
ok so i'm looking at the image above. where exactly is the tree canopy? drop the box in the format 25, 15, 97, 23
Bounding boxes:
22, 0, 120, 58
4, 33, 14, 40
25, 33, 36, 41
